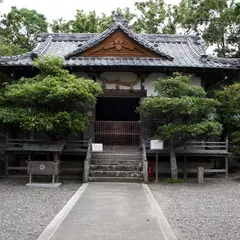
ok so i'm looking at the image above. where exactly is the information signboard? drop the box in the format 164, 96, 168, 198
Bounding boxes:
150, 140, 163, 150
92, 143, 103, 152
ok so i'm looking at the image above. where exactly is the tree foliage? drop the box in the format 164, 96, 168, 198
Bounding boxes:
134, 0, 176, 34
215, 82, 240, 155
174, 0, 240, 57
215, 82, 240, 135
0, 7, 48, 51
0, 43, 24, 56
137, 73, 222, 179
0, 56, 102, 140
51, 8, 136, 33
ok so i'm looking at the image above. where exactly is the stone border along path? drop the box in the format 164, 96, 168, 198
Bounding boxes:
143, 184, 177, 240
37, 182, 177, 240
37, 183, 89, 240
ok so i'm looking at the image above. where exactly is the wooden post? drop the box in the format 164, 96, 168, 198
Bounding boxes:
155, 152, 159, 182
5, 154, 8, 177
84, 159, 89, 183
198, 167, 204, 184
29, 172, 32, 184
144, 160, 148, 183
225, 156, 229, 178
53, 152, 57, 162
56, 153, 60, 182
140, 98, 145, 143
184, 155, 187, 181
52, 174, 55, 184
28, 154, 31, 183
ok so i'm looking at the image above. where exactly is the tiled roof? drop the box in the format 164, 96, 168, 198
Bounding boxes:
0, 15, 239, 70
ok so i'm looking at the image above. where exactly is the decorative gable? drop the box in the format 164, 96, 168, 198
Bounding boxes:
65, 14, 174, 60
72, 30, 160, 58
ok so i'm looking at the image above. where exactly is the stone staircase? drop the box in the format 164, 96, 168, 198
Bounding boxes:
88, 146, 143, 182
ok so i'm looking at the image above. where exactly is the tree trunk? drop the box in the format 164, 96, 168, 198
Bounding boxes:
169, 138, 178, 179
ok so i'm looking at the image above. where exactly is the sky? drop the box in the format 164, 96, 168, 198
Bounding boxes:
1, 0, 181, 21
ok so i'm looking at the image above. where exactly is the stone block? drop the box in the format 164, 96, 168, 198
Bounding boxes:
26, 183, 62, 188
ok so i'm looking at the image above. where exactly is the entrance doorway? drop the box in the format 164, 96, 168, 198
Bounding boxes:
95, 97, 140, 145
96, 97, 140, 121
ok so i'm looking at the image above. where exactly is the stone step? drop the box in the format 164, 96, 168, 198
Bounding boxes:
89, 164, 142, 171
91, 153, 141, 160
91, 159, 142, 165
102, 146, 140, 152
88, 176, 143, 182
89, 170, 143, 178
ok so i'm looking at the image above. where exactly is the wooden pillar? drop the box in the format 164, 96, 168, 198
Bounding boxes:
139, 73, 147, 143
5, 153, 8, 177
53, 152, 57, 162
225, 156, 229, 178
54, 152, 60, 182
155, 152, 159, 182
140, 98, 144, 143
184, 155, 187, 181
84, 106, 96, 141
28, 154, 31, 183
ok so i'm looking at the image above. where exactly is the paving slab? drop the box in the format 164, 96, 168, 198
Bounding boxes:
48, 182, 167, 240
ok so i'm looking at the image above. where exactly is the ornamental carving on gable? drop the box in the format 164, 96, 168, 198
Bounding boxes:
81, 30, 159, 57
103, 37, 135, 52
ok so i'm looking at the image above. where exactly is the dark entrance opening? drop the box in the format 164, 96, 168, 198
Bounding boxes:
95, 97, 141, 145
96, 97, 140, 121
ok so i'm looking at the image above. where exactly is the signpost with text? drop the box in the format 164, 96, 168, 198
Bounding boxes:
150, 138, 163, 182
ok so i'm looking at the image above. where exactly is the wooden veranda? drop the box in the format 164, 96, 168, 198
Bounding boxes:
0, 136, 231, 180
143, 140, 230, 180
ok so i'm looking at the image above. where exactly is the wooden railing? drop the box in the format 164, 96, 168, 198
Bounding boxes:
5, 139, 44, 150
84, 138, 92, 183
95, 121, 140, 145
181, 141, 228, 153
0, 139, 89, 153
142, 139, 148, 183
146, 141, 229, 154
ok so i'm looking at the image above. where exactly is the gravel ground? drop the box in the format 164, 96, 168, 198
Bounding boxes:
150, 177, 240, 240
0, 178, 80, 240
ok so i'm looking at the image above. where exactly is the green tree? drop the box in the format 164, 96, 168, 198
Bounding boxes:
134, 0, 176, 34
215, 82, 240, 137
50, 18, 72, 33
0, 43, 25, 56
0, 7, 48, 51
174, 0, 240, 57
137, 73, 222, 179
0, 56, 102, 140
215, 83, 240, 155
51, 8, 136, 33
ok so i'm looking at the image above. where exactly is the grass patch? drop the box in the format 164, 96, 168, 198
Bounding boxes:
167, 178, 184, 184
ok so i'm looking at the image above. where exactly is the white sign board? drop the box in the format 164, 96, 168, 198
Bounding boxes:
150, 140, 163, 150
92, 143, 103, 152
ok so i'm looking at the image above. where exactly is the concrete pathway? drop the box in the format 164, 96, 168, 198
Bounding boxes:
44, 183, 174, 240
